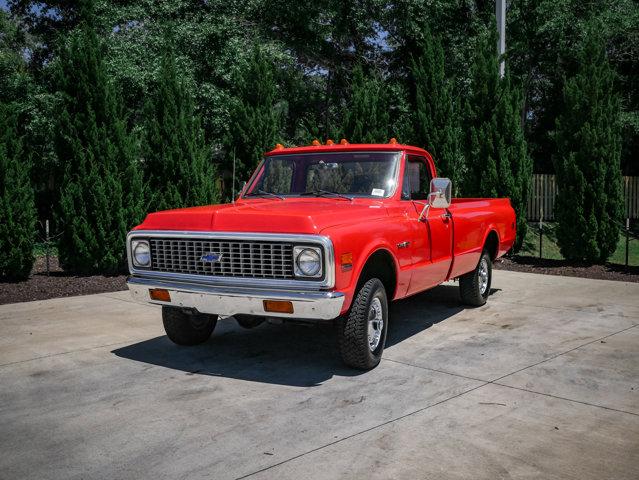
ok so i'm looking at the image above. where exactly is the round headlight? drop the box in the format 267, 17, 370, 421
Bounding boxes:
296, 248, 321, 276
133, 241, 151, 267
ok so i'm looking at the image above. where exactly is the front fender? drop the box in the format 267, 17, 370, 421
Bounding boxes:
322, 217, 411, 314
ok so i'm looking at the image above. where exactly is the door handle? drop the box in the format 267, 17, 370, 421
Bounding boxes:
441, 212, 452, 221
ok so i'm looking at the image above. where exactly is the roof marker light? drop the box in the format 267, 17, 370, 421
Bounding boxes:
389, 138, 398, 144
339, 138, 349, 145
311, 139, 321, 146
326, 139, 334, 146
275, 143, 284, 150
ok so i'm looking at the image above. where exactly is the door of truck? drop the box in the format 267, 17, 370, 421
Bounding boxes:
401, 155, 453, 295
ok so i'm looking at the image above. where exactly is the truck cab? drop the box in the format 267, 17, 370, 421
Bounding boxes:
127, 141, 516, 369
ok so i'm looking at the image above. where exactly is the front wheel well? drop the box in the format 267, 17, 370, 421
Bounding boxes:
484, 230, 499, 260
357, 249, 397, 300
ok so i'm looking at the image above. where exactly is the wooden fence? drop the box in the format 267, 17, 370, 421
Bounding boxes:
526, 174, 639, 221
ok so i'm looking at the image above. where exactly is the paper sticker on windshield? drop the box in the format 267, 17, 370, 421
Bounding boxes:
371, 188, 385, 197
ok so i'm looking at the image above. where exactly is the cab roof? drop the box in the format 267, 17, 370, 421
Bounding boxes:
265, 142, 432, 159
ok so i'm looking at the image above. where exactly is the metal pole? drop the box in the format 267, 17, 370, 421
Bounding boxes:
496, 0, 506, 78
45, 219, 50, 276
539, 209, 543, 259
626, 218, 630, 268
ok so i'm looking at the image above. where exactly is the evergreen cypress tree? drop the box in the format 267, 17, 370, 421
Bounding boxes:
142, 47, 219, 212
341, 65, 390, 143
553, 29, 623, 263
0, 104, 36, 280
462, 30, 532, 252
226, 46, 283, 190
55, 13, 144, 274
408, 26, 463, 190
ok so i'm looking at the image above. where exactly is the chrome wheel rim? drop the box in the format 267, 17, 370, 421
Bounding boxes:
478, 258, 489, 295
367, 297, 384, 352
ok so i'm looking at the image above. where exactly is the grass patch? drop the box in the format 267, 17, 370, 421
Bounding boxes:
33, 242, 58, 257
520, 223, 639, 266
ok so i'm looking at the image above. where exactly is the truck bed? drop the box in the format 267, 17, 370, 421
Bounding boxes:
447, 198, 516, 279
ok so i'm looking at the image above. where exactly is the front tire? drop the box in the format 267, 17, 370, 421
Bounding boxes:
234, 315, 265, 329
338, 278, 388, 370
459, 250, 492, 306
162, 306, 217, 345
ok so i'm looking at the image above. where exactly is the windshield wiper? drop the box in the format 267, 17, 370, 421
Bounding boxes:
244, 189, 285, 200
300, 189, 353, 201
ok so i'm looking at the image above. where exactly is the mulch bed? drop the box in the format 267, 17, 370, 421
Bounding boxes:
2, 254, 638, 306
495, 256, 639, 283
0, 257, 127, 305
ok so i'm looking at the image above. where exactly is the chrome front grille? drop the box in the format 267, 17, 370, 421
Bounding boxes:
149, 238, 294, 279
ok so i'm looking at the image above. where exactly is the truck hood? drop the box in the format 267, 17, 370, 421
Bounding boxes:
134, 199, 388, 234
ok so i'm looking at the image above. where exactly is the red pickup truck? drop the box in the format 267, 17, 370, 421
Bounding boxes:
127, 141, 516, 369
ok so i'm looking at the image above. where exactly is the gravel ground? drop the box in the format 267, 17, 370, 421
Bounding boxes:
495, 255, 639, 283
1, 254, 637, 306
0, 257, 126, 305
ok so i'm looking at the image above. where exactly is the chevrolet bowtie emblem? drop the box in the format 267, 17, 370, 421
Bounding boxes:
200, 253, 223, 263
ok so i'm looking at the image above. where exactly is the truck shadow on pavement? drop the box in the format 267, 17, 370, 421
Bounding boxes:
113, 284, 480, 387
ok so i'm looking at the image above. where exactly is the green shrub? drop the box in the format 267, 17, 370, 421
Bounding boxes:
55, 19, 145, 274
0, 105, 36, 280
462, 29, 532, 252
554, 28, 623, 263
408, 25, 463, 190
225, 46, 283, 191
142, 45, 219, 212
340, 64, 390, 144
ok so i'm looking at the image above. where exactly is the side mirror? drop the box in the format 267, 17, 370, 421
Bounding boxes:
429, 177, 452, 209
418, 178, 452, 221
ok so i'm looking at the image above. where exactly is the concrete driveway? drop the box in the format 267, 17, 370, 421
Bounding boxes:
0, 270, 637, 479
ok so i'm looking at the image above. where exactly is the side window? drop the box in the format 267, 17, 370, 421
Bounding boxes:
401, 156, 432, 200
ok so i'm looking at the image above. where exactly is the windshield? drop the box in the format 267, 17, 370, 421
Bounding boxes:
245, 152, 401, 199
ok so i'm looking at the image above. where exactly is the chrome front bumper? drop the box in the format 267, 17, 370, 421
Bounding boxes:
127, 276, 345, 320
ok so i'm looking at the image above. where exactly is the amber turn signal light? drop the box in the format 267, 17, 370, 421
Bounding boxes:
263, 300, 294, 314
340, 252, 353, 271
149, 288, 171, 302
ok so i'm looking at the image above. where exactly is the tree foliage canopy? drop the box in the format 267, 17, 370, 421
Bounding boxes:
142, 42, 219, 212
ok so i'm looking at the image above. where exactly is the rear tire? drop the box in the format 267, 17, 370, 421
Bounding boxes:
338, 278, 388, 370
162, 306, 217, 345
459, 250, 492, 307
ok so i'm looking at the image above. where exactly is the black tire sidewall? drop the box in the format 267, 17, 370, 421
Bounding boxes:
459, 250, 492, 307
162, 306, 217, 345
338, 277, 389, 369
479, 251, 492, 300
